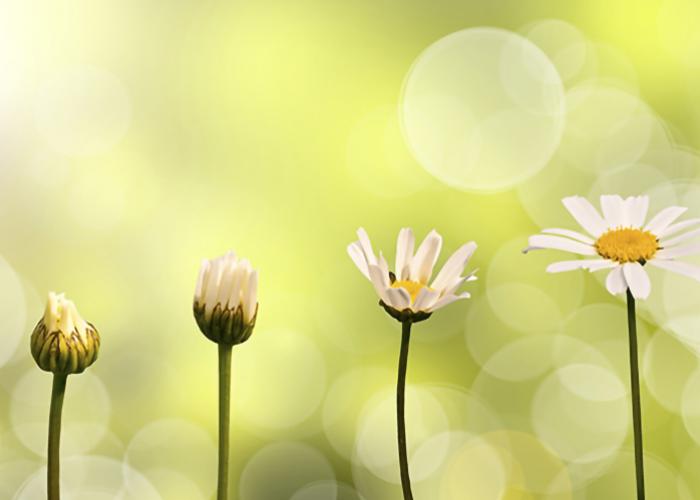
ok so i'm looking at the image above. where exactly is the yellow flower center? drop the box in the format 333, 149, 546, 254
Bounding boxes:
391, 280, 430, 303
594, 228, 659, 263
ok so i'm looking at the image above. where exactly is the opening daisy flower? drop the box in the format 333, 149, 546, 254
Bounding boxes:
348, 227, 477, 500
525, 195, 700, 300
348, 227, 477, 321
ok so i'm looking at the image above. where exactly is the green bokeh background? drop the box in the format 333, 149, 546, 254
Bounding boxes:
2, 0, 700, 498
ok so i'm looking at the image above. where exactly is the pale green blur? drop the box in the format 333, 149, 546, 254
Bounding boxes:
1, 0, 700, 499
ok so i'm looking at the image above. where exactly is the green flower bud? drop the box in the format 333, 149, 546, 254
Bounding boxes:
193, 251, 259, 346
30, 292, 100, 375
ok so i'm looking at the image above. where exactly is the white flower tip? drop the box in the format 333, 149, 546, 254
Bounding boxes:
43, 291, 88, 339
562, 195, 582, 205
197, 250, 258, 318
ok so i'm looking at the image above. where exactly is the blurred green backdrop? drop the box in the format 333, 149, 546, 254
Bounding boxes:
2, 0, 700, 498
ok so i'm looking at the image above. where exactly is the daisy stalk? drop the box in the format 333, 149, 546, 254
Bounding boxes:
349, 228, 477, 499
525, 194, 700, 500
30, 292, 100, 500
193, 251, 258, 500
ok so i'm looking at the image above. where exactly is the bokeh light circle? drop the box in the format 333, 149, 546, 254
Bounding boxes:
125, 418, 216, 499
34, 66, 131, 156
10, 369, 111, 457
522, 19, 595, 83
559, 82, 654, 172
232, 329, 326, 430
290, 481, 365, 500
583, 451, 691, 499
480, 335, 606, 382
486, 282, 564, 334
563, 303, 650, 382
354, 385, 449, 483
644, 330, 699, 413
487, 236, 585, 318
13, 456, 160, 499
322, 366, 394, 459
465, 294, 532, 368
438, 435, 507, 500
680, 368, 700, 445
0, 254, 26, 368
0, 460, 38, 499
401, 28, 565, 192
531, 364, 628, 464
239, 442, 334, 499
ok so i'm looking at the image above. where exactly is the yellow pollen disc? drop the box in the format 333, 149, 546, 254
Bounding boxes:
594, 228, 659, 263
391, 280, 430, 303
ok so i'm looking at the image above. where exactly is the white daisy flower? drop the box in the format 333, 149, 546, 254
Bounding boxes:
525, 195, 700, 300
348, 227, 477, 320
193, 250, 259, 345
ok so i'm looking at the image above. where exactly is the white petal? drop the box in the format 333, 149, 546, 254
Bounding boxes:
546, 259, 616, 273
410, 229, 443, 284
657, 242, 700, 259
442, 276, 468, 296
194, 260, 210, 301
395, 228, 415, 281
541, 228, 594, 245
430, 241, 477, 292
644, 206, 687, 235
217, 266, 236, 307
204, 258, 223, 307
385, 287, 410, 310
244, 270, 258, 322
347, 242, 370, 279
368, 264, 391, 303
627, 196, 649, 228
649, 259, 700, 283
356, 227, 377, 265
605, 266, 627, 295
527, 234, 597, 256
623, 262, 651, 300
660, 227, 700, 248
378, 251, 390, 277
227, 265, 246, 309
562, 196, 607, 237
428, 292, 470, 312
412, 288, 441, 311
600, 195, 625, 228
658, 218, 700, 238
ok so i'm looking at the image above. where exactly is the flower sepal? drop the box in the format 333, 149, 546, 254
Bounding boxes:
379, 300, 432, 324
194, 301, 258, 346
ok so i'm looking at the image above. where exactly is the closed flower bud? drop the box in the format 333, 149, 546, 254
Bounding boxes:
30, 292, 100, 375
193, 251, 259, 346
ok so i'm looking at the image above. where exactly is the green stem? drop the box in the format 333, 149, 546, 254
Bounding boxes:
217, 344, 233, 500
396, 321, 414, 500
48, 373, 68, 500
626, 290, 645, 500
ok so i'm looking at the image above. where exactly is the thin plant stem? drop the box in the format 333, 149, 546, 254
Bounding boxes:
397, 320, 414, 500
48, 373, 68, 500
626, 289, 645, 500
217, 343, 233, 500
